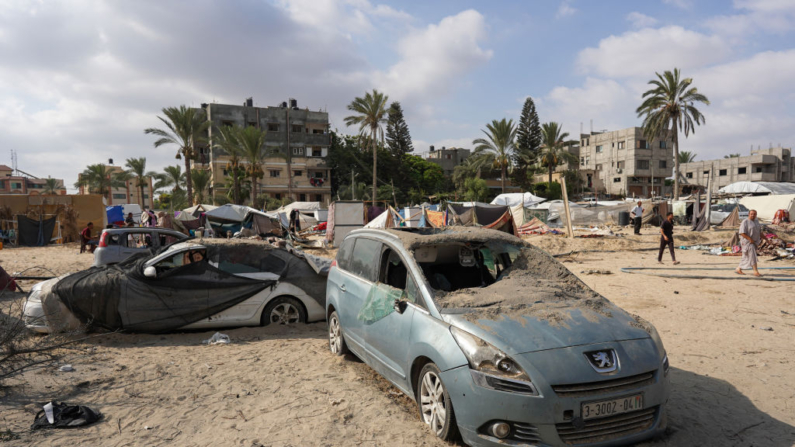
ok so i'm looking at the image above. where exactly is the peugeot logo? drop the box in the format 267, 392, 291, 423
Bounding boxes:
584, 350, 618, 373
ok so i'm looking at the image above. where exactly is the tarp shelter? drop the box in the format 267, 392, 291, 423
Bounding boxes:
739, 194, 795, 222
491, 192, 546, 207
719, 206, 741, 227
446, 203, 516, 235
275, 201, 321, 214
248, 213, 283, 236
719, 181, 795, 195
365, 207, 402, 229
184, 204, 218, 218
205, 204, 255, 223
276, 211, 318, 230
17, 215, 56, 246
402, 207, 422, 227
326, 201, 365, 246
106, 206, 125, 225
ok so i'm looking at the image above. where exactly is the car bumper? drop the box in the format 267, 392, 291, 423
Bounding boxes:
441, 362, 669, 446
22, 299, 51, 333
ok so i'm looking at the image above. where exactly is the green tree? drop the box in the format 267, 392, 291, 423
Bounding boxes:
539, 122, 578, 185
42, 178, 60, 195
385, 101, 413, 156
144, 105, 211, 206
212, 124, 245, 205
155, 165, 186, 193
124, 157, 157, 208
724, 153, 740, 159
514, 97, 542, 190
636, 68, 710, 200
236, 126, 268, 207
678, 151, 697, 164
338, 182, 370, 201
344, 89, 390, 203
224, 171, 250, 204
463, 178, 489, 202
471, 118, 517, 194
190, 169, 211, 204
74, 164, 127, 200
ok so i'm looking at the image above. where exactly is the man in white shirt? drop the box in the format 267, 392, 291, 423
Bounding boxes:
630, 201, 644, 235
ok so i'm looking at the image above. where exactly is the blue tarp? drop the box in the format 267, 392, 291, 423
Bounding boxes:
106, 206, 124, 224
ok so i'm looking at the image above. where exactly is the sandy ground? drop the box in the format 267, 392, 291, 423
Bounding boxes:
0, 232, 794, 446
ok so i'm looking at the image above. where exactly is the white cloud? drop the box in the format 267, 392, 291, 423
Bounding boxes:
706, 0, 795, 36
662, 0, 692, 10
556, 1, 577, 18
274, 0, 412, 37
626, 12, 658, 28
372, 9, 493, 101
577, 26, 731, 78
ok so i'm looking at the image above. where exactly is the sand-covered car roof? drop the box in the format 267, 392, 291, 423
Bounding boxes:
383, 227, 527, 250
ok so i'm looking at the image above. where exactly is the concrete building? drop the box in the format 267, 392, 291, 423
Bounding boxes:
679, 146, 795, 194
577, 127, 674, 197
425, 146, 470, 176
198, 98, 332, 205
0, 165, 67, 195
76, 164, 155, 208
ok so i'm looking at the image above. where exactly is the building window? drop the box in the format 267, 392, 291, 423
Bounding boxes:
613, 177, 621, 183
312, 148, 322, 157
313, 129, 324, 134
686, 172, 693, 179
274, 193, 281, 199
267, 123, 280, 132
617, 161, 624, 169
617, 141, 625, 149
292, 124, 302, 133
755, 167, 763, 173
659, 141, 666, 149
0, 180, 4, 188
659, 160, 667, 169
11, 182, 22, 189
292, 147, 303, 155
222, 120, 235, 128
299, 194, 306, 201
314, 194, 322, 201
112, 193, 126, 199
596, 145, 603, 153
637, 160, 649, 169
314, 171, 324, 179
637, 140, 649, 149
293, 170, 302, 177
582, 139, 589, 146
580, 157, 585, 166
703, 170, 709, 175
738, 167, 747, 174
269, 170, 281, 178
596, 164, 602, 171
719, 169, 727, 176
143, 194, 149, 199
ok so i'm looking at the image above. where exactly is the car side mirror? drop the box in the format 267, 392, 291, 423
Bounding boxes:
143, 266, 157, 278
394, 299, 407, 315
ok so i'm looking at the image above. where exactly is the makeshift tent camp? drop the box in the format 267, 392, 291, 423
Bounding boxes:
365, 207, 402, 229
719, 181, 795, 195
17, 215, 56, 247
719, 206, 741, 227
445, 203, 516, 235
739, 194, 795, 222
205, 204, 255, 223
491, 192, 546, 207
275, 211, 318, 230
274, 201, 321, 214
184, 204, 218, 218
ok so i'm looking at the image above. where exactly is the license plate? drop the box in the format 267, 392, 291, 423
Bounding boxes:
581, 394, 642, 420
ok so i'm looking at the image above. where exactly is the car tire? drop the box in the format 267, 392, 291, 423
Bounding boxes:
261, 296, 306, 326
417, 363, 459, 441
328, 310, 348, 356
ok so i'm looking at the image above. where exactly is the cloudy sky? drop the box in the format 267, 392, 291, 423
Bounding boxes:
1, 0, 794, 191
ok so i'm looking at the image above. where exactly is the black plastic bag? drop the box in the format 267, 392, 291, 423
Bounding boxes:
31, 401, 102, 430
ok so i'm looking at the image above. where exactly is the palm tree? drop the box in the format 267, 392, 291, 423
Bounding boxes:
471, 118, 518, 193
678, 151, 697, 164
344, 90, 390, 203
42, 178, 60, 195
144, 105, 211, 206
212, 124, 246, 205
236, 125, 269, 207
155, 165, 186, 193
190, 169, 211, 204
124, 157, 157, 208
74, 164, 127, 200
539, 122, 578, 185
636, 68, 710, 200
224, 171, 251, 204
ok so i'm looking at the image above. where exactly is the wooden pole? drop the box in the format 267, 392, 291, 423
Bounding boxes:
561, 179, 574, 239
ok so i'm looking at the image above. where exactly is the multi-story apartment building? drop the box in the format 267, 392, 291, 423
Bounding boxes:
77, 164, 155, 208
577, 127, 674, 197
197, 98, 332, 205
0, 165, 67, 195
425, 146, 471, 176
679, 146, 794, 194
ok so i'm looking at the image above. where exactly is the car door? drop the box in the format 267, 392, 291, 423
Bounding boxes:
121, 231, 153, 260
363, 243, 420, 390
335, 237, 382, 357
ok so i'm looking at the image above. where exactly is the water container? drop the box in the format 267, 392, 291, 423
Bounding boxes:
618, 211, 630, 226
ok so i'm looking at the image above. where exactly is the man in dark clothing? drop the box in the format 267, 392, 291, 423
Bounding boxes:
658, 212, 680, 264
80, 222, 98, 253
125, 213, 135, 226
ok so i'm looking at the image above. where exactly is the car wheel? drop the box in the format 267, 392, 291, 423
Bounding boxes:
328, 311, 348, 356
417, 363, 459, 441
261, 297, 306, 326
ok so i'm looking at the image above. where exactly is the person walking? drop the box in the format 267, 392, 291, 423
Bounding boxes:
736, 209, 762, 276
658, 212, 680, 265
631, 200, 644, 235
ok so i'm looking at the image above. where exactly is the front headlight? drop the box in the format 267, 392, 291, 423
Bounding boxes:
451, 326, 538, 395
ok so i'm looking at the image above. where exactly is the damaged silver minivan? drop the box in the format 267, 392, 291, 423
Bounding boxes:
326, 227, 669, 447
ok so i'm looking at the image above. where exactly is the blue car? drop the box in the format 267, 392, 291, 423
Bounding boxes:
326, 227, 669, 447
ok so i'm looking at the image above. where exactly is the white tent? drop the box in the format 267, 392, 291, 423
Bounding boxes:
184, 204, 218, 216
491, 192, 546, 207
719, 181, 795, 195
739, 194, 795, 222
277, 211, 318, 229
364, 208, 401, 229
205, 204, 257, 222
274, 201, 322, 214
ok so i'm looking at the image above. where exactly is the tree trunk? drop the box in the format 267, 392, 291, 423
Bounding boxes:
233, 166, 241, 205
672, 120, 680, 201
372, 128, 377, 203
501, 163, 506, 193
251, 173, 257, 207
548, 164, 553, 185
139, 181, 144, 209
184, 149, 194, 206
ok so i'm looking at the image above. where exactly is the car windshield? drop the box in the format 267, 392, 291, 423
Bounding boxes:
413, 241, 523, 293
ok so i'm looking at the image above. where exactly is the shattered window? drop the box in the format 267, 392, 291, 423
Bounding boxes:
349, 238, 381, 282
415, 242, 522, 293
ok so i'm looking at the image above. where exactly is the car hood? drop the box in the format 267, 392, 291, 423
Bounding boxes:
441, 305, 650, 355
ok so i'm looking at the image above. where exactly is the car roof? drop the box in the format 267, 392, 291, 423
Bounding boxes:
348, 227, 525, 250
101, 227, 187, 235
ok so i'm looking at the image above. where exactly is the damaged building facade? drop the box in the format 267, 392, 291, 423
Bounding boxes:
194, 98, 332, 205
678, 146, 795, 195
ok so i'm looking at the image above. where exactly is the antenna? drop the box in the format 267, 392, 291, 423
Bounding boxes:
580, 122, 583, 136
590, 119, 593, 134
10, 149, 18, 175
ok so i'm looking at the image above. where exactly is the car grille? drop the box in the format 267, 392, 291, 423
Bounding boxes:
556, 407, 657, 445
510, 422, 541, 443
552, 371, 655, 398
488, 376, 537, 394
